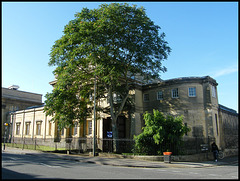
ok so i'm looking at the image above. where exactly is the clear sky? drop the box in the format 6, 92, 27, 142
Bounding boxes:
2, 2, 238, 112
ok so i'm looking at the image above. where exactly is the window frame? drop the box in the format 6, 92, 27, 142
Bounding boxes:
188, 87, 196, 97
48, 121, 52, 136
212, 85, 217, 98
171, 88, 179, 98
16, 123, 21, 135
157, 91, 163, 100
88, 120, 92, 136
143, 93, 150, 102
73, 122, 78, 136
36, 121, 42, 135
25, 122, 31, 135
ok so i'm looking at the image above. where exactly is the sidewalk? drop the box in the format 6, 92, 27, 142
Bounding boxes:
2, 147, 238, 168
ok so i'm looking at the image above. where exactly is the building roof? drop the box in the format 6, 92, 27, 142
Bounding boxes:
141, 76, 218, 89
219, 104, 238, 115
2, 87, 42, 103
163, 76, 218, 85
25, 104, 45, 110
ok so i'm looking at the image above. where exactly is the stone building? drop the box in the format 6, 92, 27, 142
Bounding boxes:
2, 86, 43, 140
9, 76, 238, 154
133, 76, 238, 154
136, 76, 219, 141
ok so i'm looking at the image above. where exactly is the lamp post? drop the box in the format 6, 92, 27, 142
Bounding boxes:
3, 123, 9, 150
93, 66, 97, 157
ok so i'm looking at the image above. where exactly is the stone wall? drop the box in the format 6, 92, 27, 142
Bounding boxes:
218, 105, 238, 150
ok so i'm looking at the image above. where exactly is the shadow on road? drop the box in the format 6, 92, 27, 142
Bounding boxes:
2, 167, 39, 179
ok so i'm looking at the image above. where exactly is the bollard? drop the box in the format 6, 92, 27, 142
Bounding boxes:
164, 155, 171, 163
163, 152, 172, 163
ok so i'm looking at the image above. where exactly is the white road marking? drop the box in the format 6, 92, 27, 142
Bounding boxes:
159, 170, 167, 172
39, 163, 61, 168
208, 174, 218, 176
189, 172, 199, 175
10, 157, 18, 160
172, 171, 180, 173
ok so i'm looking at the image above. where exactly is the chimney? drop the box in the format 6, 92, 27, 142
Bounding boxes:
8, 85, 20, 90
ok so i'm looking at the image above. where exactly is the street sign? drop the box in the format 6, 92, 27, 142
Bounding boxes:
107, 131, 112, 138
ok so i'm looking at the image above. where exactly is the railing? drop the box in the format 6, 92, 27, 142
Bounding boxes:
2, 136, 215, 155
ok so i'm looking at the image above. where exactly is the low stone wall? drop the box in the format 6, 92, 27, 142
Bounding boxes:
172, 153, 213, 162
130, 153, 213, 162
99, 149, 238, 162
224, 149, 239, 157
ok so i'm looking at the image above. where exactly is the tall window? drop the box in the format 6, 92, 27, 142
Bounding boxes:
143, 93, 149, 102
16, 123, 20, 135
73, 122, 78, 136
215, 114, 218, 135
61, 129, 64, 136
88, 120, 92, 135
25, 123, 30, 135
157, 91, 163, 100
212, 85, 216, 98
36, 122, 42, 135
87, 120, 92, 135
113, 93, 122, 103
171, 88, 179, 98
188, 87, 196, 97
48, 121, 52, 136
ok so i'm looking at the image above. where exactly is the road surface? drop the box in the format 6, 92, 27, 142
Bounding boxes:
2, 151, 238, 179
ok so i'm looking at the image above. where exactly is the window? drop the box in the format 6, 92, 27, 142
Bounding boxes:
48, 121, 52, 135
143, 93, 149, 102
171, 88, 179, 98
215, 114, 218, 135
73, 122, 78, 136
61, 129, 64, 136
16, 123, 20, 135
212, 85, 216, 98
157, 91, 163, 100
88, 120, 92, 135
36, 122, 42, 135
113, 93, 122, 103
89, 93, 93, 101
25, 123, 30, 135
188, 87, 196, 97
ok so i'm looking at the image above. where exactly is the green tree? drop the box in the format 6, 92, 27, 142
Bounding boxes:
44, 3, 171, 149
134, 110, 190, 155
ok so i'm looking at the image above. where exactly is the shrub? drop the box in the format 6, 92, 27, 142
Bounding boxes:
133, 109, 190, 155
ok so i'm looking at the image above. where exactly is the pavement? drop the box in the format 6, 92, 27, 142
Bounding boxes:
2, 147, 238, 168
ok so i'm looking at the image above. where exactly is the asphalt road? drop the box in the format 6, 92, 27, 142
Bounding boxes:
2, 152, 238, 179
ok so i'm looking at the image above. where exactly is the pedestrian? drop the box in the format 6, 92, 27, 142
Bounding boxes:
211, 142, 219, 162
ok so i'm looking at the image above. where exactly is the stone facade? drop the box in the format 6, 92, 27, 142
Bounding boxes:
218, 104, 238, 151
2, 86, 43, 139
133, 76, 220, 142
130, 76, 238, 151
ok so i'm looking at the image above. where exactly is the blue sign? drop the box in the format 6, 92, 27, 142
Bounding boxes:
107, 131, 112, 138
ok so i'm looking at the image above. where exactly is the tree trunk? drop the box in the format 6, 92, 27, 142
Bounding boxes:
108, 84, 129, 153
112, 120, 119, 153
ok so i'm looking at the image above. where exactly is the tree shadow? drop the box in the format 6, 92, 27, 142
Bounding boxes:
2, 167, 39, 179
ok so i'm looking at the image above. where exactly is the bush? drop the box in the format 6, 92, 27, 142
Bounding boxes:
133, 110, 190, 155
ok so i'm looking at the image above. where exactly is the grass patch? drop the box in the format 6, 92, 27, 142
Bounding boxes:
2, 143, 65, 152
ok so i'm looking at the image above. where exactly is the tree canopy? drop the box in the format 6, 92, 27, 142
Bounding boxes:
44, 3, 171, 137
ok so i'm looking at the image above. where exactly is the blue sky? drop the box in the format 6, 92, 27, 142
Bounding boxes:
2, 2, 238, 112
